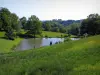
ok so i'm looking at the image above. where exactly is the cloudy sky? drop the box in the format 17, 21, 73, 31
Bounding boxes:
0, 0, 100, 20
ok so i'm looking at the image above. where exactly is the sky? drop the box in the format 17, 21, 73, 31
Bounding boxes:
0, 0, 100, 20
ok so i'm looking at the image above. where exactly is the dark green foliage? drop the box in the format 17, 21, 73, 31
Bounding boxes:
42, 19, 81, 34
5, 27, 15, 40
80, 14, 100, 35
0, 8, 12, 31
26, 15, 42, 37
0, 18, 3, 30
64, 37, 71, 42
20, 17, 27, 29
0, 8, 42, 39
66, 23, 81, 35
42, 20, 67, 33
0, 7, 20, 39
42, 21, 51, 31
45, 34, 48, 38
11, 13, 19, 31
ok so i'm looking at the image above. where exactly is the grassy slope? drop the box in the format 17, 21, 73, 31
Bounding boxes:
42, 31, 66, 37
0, 38, 21, 53
0, 35, 100, 75
0, 32, 21, 53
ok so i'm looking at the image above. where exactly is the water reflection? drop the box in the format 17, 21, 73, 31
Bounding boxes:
15, 38, 64, 51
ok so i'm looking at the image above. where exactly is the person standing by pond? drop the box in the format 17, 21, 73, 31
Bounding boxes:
50, 41, 52, 46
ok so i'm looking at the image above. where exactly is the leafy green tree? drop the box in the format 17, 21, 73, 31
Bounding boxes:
0, 8, 12, 31
27, 15, 42, 37
59, 26, 66, 33
81, 13, 100, 35
67, 23, 80, 35
52, 27, 59, 32
42, 20, 67, 33
0, 7, 20, 39
94, 20, 100, 34
20, 17, 27, 29
43, 22, 51, 31
11, 13, 20, 31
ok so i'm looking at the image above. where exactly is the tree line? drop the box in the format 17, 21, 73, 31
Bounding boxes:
0, 7, 42, 39
0, 7, 100, 40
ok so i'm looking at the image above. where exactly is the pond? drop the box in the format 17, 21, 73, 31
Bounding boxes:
15, 38, 64, 51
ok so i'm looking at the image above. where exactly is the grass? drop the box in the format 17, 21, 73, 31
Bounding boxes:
42, 31, 66, 37
0, 32, 22, 53
0, 38, 22, 53
0, 35, 100, 75
0, 31, 5, 37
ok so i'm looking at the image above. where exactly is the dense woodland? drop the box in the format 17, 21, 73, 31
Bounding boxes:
0, 7, 100, 40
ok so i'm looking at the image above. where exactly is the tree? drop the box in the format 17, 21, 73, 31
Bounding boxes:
20, 17, 27, 29
0, 8, 12, 31
52, 27, 59, 32
43, 22, 51, 31
26, 15, 42, 37
0, 7, 20, 39
11, 13, 20, 31
67, 23, 81, 35
94, 20, 100, 34
0, 19, 3, 30
42, 19, 80, 33
80, 13, 100, 35
59, 26, 66, 33
5, 26, 15, 40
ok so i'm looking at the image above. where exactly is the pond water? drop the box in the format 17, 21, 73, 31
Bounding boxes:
15, 38, 64, 51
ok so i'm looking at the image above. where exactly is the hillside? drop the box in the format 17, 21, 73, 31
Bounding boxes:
42, 19, 82, 26
0, 35, 100, 75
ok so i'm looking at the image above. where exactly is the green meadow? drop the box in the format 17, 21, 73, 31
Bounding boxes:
42, 31, 66, 37
0, 35, 100, 75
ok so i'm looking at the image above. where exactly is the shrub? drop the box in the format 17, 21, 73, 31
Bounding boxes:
64, 37, 71, 42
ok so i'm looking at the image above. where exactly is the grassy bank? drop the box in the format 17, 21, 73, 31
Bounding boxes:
42, 31, 66, 37
0, 32, 22, 53
0, 35, 100, 75
0, 38, 22, 53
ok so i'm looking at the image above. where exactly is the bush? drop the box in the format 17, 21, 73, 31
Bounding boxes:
5, 32, 15, 40
64, 34, 68, 37
64, 37, 71, 42
45, 35, 48, 38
